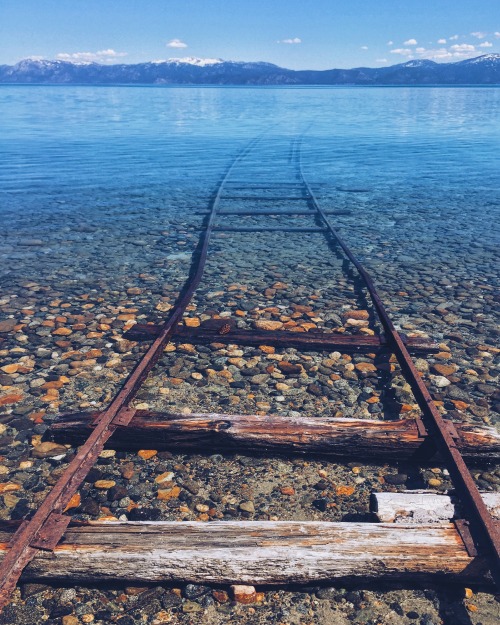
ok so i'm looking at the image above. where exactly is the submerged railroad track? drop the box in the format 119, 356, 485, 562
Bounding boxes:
0, 133, 499, 610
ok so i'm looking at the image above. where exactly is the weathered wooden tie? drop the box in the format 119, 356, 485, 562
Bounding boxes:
124, 322, 439, 354
371, 491, 500, 524
215, 226, 327, 233
197, 209, 352, 216
221, 195, 310, 200
47, 412, 500, 464
0, 520, 491, 585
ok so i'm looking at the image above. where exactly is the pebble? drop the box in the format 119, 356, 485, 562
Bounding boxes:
342, 310, 369, 320
138, 449, 157, 460
428, 478, 442, 487
0, 483, 21, 494
155, 471, 175, 484
99, 449, 116, 459
432, 376, 451, 388
231, 585, 257, 604
157, 486, 181, 500
355, 362, 377, 373
0, 319, 18, 333
431, 363, 456, 376
94, 480, 116, 489
32, 442, 67, 459
239, 500, 255, 513
182, 601, 203, 613
253, 319, 283, 331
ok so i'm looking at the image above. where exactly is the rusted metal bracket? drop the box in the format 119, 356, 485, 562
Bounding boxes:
454, 519, 479, 557
444, 420, 461, 441
30, 513, 71, 551
415, 417, 461, 442
415, 417, 428, 438
112, 406, 137, 427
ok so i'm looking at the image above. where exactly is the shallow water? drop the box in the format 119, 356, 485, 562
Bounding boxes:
0, 85, 499, 623
1, 85, 499, 337
1, 85, 499, 243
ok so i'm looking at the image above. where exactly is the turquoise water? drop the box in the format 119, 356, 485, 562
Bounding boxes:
0, 85, 499, 287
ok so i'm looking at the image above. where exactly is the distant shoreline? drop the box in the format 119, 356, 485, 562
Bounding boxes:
2, 54, 499, 86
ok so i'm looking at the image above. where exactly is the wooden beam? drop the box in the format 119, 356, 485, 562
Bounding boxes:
197, 209, 352, 216
0, 520, 490, 584
123, 323, 440, 355
371, 492, 500, 524
220, 195, 310, 200
47, 412, 500, 463
214, 226, 327, 233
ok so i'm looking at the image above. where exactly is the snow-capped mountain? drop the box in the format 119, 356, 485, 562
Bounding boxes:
0, 54, 498, 85
162, 57, 223, 66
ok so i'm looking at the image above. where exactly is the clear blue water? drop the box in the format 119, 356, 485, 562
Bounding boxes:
0, 85, 498, 298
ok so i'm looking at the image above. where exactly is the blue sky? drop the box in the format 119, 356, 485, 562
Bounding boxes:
1, 0, 499, 69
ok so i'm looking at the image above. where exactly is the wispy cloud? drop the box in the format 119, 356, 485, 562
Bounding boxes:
278, 37, 302, 44
437, 38, 447, 44
471, 31, 487, 39
390, 41, 479, 62
167, 39, 188, 49
390, 48, 413, 56
56, 49, 127, 63
387, 41, 394, 46
404, 38, 417, 45
375, 58, 388, 63
495, 32, 500, 38
479, 41, 493, 48
449, 34, 459, 41
361, 45, 368, 50
450, 43, 475, 53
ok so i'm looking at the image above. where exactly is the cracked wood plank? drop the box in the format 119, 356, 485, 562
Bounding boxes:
371, 491, 500, 524
47, 412, 500, 463
0, 521, 490, 584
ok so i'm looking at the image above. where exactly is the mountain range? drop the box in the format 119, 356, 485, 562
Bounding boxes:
1, 54, 499, 85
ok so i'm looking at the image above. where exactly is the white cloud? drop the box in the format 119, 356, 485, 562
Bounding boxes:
404, 38, 418, 45
361, 45, 368, 50
479, 41, 493, 48
375, 58, 388, 63
387, 40, 394, 46
27, 55, 45, 61
449, 34, 459, 40
56, 49, 127, 63
450, 43, 475, 52
437, 38, 447, 44
167, 39, 188, 49
279, 37, 302, 44
495, 32, 500, 38
390, 41, 479, 62
471, 31, 487, 39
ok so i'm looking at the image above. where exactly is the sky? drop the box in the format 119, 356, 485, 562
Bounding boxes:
1, 0, 499, 70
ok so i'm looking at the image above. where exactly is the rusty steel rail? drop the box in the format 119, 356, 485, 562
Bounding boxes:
0, 135, 264, 610
296, 137, 500, 585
